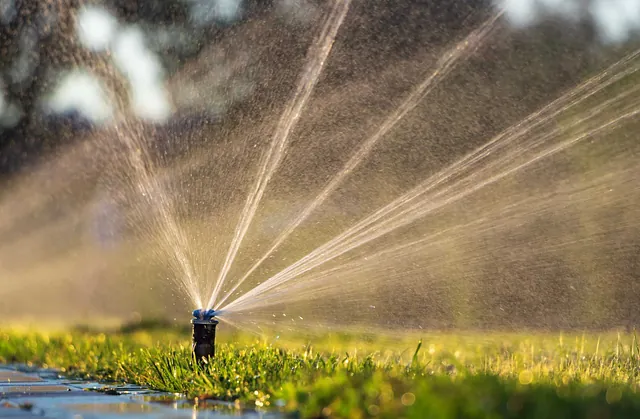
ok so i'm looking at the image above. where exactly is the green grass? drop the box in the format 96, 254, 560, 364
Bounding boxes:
3, 328, 640, 418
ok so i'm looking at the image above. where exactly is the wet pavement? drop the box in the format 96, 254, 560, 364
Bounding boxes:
0, 366, 281, 419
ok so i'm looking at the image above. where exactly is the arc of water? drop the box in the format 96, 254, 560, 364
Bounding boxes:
114, 122, 203, 308
236, 163, 640, 311
215, 10, 505, 308
227, 189, 567, 311
222, 171, 626, 312
206, 0, 353, 310
221, 52, 640, 312
245, 95, 640, 301
58, 8, 206, 310
226, 104, 640, 312
225, 219, 487, 312
288, 85, 640, 270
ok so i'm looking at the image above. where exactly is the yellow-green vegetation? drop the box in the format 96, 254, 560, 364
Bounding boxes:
3, 328, 640, 418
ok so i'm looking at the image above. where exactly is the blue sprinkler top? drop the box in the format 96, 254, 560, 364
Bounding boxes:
192, 309, 217, 320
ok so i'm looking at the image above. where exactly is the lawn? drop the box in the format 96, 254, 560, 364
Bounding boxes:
2, 326, 640, 418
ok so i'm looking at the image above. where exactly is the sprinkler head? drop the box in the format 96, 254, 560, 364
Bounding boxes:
193, 308, 217, 320
191, 309, 219, 363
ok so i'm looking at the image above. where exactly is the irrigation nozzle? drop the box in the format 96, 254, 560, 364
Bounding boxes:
191, 309, 219, 363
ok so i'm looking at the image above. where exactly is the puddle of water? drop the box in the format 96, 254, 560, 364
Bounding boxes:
37, 372, 63, 381
104, 386, 151, 395
87, 387, 157, 397
135, 395, 183, 407
0, 410, 46, 418
7, 395, 145, 410
0, 371, 43, 383
63, 402, 160, 414
0, 366, 283, 419
137, 395, 236, 411
65, 382, 109, 390
0, 385, 71, 394
139, 397, 280, 419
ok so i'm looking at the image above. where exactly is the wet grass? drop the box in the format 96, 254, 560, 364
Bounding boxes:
2, 328, 640, 418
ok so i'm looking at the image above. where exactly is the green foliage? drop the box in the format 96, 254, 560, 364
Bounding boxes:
2, 329, 640, 418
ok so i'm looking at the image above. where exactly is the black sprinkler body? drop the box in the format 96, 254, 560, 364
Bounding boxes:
191, 309, 218, 362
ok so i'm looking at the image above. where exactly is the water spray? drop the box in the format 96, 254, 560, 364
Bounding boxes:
191, 309, 219, 363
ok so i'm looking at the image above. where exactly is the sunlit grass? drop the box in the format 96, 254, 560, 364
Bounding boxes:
2, 328, 640, 418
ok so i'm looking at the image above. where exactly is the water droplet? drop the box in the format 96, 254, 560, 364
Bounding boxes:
401, 392, 416, 406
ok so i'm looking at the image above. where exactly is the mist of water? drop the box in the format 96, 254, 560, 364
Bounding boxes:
2, 1, 640, 332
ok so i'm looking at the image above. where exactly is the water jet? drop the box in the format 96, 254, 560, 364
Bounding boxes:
191, 309, 219, 362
